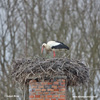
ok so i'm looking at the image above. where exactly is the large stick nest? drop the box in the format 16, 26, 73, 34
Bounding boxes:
11, 57, 89, 86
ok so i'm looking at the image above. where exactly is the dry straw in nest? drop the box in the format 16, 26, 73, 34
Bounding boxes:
11, 57, 89, 87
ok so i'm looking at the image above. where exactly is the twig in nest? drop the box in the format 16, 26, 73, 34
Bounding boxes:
39, 63, 46, 73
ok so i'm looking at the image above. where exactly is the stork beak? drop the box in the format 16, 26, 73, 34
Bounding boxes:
41, 47, 44, 54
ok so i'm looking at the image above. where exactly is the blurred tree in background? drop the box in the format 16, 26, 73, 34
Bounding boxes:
0, 0, 100, 100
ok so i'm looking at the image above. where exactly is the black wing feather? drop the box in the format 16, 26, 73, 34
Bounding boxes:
52, 41, 69, 50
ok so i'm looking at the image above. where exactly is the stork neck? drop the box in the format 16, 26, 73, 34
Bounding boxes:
45, 44, 51, 50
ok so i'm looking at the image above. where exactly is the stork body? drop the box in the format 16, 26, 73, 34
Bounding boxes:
41, 41, 69, 57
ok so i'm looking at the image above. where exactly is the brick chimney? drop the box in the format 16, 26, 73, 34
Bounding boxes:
29, 79, 66, 100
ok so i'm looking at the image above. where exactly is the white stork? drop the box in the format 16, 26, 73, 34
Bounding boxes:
41, 41, 69, 57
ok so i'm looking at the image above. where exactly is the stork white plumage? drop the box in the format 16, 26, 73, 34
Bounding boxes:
41, 41, 69, 57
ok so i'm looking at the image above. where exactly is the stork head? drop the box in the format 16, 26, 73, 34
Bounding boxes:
41, 43, 46, 54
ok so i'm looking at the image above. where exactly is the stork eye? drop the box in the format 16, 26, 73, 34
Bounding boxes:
43, 45, 45, 48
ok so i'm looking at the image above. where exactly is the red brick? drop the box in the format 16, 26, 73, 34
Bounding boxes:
54, 89, 59, 91
41, 82, 47, 85
35, 89, 41, 91
61, 82, 65, 85
58, 86, 65, 88
62, 79, 65, 82
47, 95, 52, 98
47, 82, 52, 85
51, 99, 56, 100
52, 85, 57, 89
44, 92, 49, 94
32, 82, 38, 85
42, 89, 46, 91
53, 95, 59, 97
38, 92, 43, 95
32, 92, 36, 95
60, 95, 65, 98
54, 82, 59, 85
47, 89, 53, 91
51, 92, 56, 94
41, 95, 45, 98
29, 95, 34, 98
38, 99, 44, 100
38, 86, 44, 88
35, 95, 40, 98
60, 88, 66, 91
58, 99, 65, 100
31, 86, 37, 88
45, 99, 50, 100
31, 89, 34, 92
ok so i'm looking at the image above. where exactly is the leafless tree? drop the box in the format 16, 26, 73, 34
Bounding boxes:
0, 0, 100, 100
